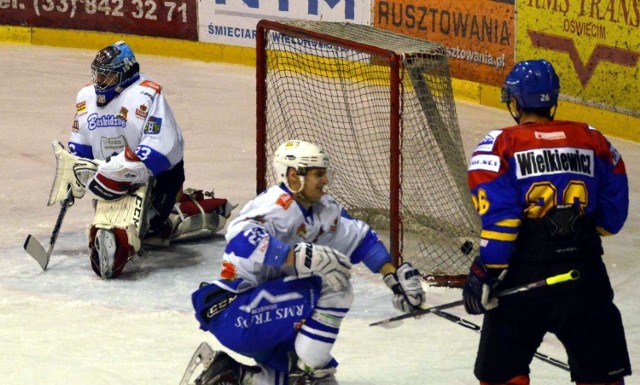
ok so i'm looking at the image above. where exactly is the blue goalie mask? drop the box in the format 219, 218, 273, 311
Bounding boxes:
501, 59, 559, 109
91, 41, 140, 107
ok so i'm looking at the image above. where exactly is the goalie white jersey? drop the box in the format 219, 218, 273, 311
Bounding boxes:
68, 75, 184, 176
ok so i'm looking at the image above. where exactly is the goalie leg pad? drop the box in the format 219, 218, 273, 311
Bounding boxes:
88, 184, 151, 277
168, 190, 236, 243
91, 183, 150, 245
89, 226, 132, 279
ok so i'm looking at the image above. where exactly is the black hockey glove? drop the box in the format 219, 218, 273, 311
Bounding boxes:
383, 262, 426, 313
463, 256, 506, 315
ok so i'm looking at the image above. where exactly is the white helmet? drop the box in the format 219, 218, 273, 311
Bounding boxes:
273, 140, 330, 187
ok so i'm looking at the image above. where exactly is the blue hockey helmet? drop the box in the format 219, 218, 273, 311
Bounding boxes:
501, 59, 559, 109
91, 41, 140, 106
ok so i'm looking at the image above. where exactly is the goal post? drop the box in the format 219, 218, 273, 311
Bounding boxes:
256, 20, 480, 285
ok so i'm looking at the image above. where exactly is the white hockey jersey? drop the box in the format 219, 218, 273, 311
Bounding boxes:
217, 184, 391, 293
68, 75, 184, 176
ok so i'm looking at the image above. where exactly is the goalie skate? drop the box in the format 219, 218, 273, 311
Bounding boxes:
94, 229, 117, 279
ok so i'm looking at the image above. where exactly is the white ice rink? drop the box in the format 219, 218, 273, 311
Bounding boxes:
1, 44, 638, 385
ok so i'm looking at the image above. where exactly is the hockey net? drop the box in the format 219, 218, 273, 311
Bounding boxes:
256, 20, 480, 286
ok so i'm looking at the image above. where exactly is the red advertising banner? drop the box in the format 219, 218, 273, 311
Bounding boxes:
0, 0, 198, 40
373, 0, 515, 87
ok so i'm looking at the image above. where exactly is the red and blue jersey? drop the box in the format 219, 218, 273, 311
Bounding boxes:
467, 120, 628, 268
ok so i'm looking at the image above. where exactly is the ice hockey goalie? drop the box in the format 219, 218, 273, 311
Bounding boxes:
48, 141, 235, 279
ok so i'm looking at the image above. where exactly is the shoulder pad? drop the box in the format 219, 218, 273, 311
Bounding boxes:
139, 79, 162, 94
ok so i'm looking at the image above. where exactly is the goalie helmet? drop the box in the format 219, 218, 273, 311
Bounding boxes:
501, 59, 559, 109
273, 140, 330, 187
91, 41, 141, 107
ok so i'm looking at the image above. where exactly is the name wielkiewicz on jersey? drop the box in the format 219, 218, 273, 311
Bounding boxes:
515, 147, 594, 179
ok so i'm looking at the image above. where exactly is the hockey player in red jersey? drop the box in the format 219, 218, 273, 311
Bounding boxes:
462, 59, 631, 385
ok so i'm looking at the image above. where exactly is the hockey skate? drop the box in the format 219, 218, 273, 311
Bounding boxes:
93, 229, 117, 279
288, 354, 338, 385
180, 342, 260, 385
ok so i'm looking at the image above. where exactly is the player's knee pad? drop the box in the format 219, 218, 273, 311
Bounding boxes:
480, 374, 530, 385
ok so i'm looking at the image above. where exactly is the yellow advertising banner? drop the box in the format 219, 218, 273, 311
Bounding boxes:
373, 0, 515, 87
517, 1, 640, 115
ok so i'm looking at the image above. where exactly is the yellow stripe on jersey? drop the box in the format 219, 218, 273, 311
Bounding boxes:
597, 226, 612, 236
495, 218, 521, 228
481, 230, 518, 241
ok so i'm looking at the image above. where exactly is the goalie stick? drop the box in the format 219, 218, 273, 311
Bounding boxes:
432, 310, 570, 372
23, 188, 74, 270
369, 269, 580, 327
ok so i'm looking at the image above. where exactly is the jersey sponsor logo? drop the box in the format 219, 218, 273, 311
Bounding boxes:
135, 104, 149, 119
139, 90, 156, 101
72, 118, 79, 133
238, 290, 303, 314
276, 193, 294, 209
329, 218, 337, 233
140, 79, 161, 93
469, 154, 501, 172
474, 130, 503, 152
87, 113, 126, 130
234, 303, 306, 328
610, 143, 622, 167
143, 116, 162, 134
296, 223, 307, 237
534, 131, 566, 140
514, 147, 594, 179
100, 136, 127, 158
76, 101, 87, 114
116, 107, 129, 122
205, 293, 238, 320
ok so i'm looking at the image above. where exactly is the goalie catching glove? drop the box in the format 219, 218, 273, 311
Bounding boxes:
88, 147, 149, 201
463, 256, 507, 315
48, 141, 100, 205
383, 262, 426, 313
293, 242, 352, 292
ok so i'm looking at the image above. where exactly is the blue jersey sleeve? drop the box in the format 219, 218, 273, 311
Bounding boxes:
351, 230, 391, 273
68, 141, 94, 159
135, 145, 172, 176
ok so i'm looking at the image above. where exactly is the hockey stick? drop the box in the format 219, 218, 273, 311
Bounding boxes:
433, 310, 570, 372
370, 269, 580, 327
23, 188, 74, 270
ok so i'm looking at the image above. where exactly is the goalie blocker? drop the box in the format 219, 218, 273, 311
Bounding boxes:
48, 140, 236, 278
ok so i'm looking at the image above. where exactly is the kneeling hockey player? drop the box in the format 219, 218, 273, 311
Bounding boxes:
183, 140, 426, 385
46, 41, 234, 278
